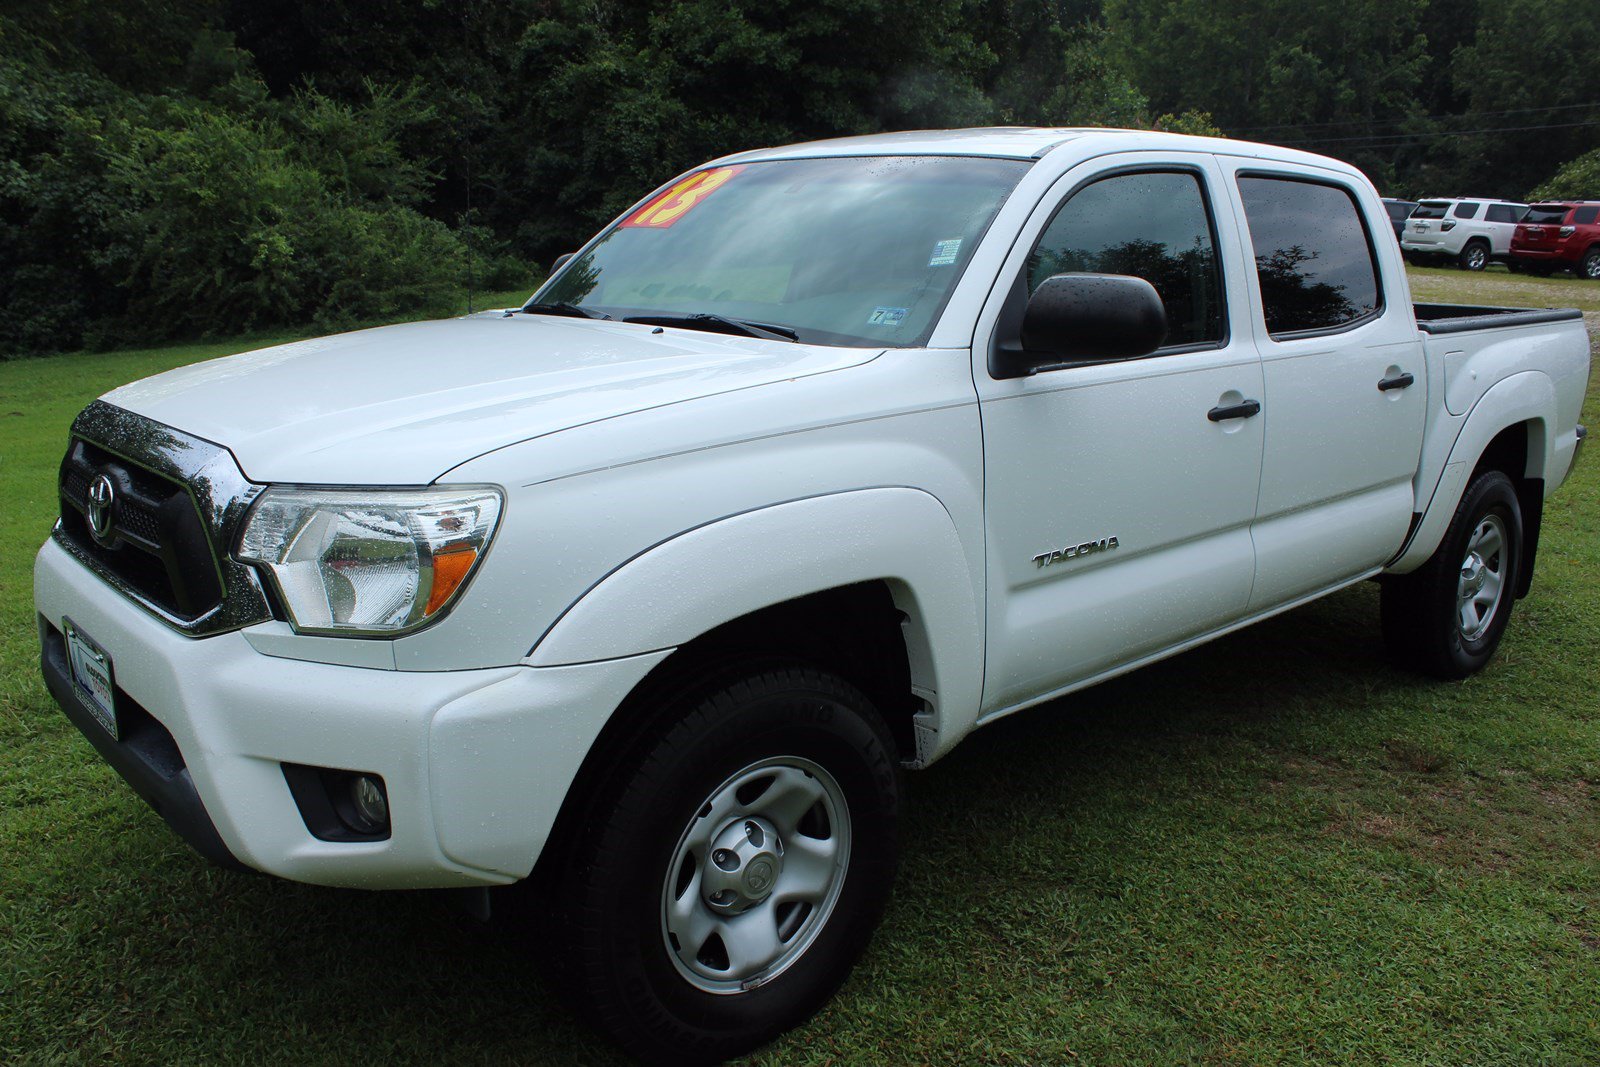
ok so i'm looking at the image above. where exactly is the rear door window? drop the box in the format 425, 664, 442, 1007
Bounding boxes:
1487, 204, 1521, 223
1236, 175, 1382, 338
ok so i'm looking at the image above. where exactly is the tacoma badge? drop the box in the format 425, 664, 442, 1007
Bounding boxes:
1032, 536, 1119, 568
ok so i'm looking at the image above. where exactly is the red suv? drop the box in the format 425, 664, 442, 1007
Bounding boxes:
1511, 202, 1600, 279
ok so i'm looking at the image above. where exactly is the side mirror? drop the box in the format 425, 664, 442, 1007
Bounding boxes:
997, 273, 1167, 378
552, 252, 575, 272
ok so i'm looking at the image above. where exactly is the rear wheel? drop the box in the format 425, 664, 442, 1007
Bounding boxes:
1381, 470, 1523, 679
1580, 247, 1600, 280
552, 665, 899, 1064
1458, 240, 1489, 271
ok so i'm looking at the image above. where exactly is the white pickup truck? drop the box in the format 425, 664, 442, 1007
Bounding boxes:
35, 128, 1591, 1063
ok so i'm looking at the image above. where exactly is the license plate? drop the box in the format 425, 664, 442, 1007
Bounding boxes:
64, 620, 117, 739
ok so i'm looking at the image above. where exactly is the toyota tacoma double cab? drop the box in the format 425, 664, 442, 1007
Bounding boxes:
36, 128, 1591, 1064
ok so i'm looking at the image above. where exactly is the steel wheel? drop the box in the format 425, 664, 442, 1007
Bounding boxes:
1382, 469, 1523, 679
1456, 514, 1507, 641
661, 756, 851, 994
548, 665, 898, 1063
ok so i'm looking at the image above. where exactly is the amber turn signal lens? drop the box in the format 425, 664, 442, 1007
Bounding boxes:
424, 547, 479, 616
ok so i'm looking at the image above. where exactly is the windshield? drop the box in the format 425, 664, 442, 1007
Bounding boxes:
1522, 205, 1569, 225
1412, 201, 1450, 219
534, 155, 1032, 347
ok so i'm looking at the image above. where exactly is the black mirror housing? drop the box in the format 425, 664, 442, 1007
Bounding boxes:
999, 273, 1167, 377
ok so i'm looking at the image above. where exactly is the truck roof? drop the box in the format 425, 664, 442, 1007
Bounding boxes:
714, 126, 1364, 173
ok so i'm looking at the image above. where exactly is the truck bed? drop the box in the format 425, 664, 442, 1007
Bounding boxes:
1414, 302, 1585, 335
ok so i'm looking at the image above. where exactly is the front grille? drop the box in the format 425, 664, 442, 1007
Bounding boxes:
58, 439, 223, 619
51, 401, 273, 636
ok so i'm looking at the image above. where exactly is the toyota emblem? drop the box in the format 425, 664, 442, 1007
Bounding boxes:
85, 473, 115, 540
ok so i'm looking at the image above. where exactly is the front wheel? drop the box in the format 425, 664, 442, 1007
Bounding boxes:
553, 666, 899, 1064
1381, 470, 1523, 679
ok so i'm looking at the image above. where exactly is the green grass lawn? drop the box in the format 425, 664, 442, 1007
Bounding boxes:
2, 272, 1597, 1064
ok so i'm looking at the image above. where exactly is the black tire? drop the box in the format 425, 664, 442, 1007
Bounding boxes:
1580, 247, 1600, 280
552, 665, 899, 1064
1457, 240, 1490, 271
1381, 470, 1523, 679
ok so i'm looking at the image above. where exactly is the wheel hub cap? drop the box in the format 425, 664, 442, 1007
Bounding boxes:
1456, 515, 1507, 641
702, 817, 784, 913
660, 756, 851, 994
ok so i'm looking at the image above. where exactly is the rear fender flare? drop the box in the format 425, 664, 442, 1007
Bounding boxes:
1390, 371, 1552, 572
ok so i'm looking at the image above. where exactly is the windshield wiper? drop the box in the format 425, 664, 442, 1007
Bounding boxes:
519, 301, 611, 320
623, 313, 799, 342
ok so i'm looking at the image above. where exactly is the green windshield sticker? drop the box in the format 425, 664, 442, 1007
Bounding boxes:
867, 306, 908, 327
928, 238, 962, 266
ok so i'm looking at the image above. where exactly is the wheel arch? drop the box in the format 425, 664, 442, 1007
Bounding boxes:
529, 487, 984, 764
1391, 372, 1554, 583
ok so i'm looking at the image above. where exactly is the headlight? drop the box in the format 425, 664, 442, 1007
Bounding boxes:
236, 486, 503, 636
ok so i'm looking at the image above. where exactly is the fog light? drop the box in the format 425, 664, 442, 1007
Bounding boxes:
352, 775, 389, 829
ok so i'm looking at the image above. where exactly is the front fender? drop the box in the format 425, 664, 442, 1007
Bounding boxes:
529, 488, 984, 758
1390, 370, 1553, 572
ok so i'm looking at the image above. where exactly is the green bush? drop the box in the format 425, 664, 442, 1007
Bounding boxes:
1531, 149, 1600, 201
0, 31, 503, 357
95, 84, 469, 342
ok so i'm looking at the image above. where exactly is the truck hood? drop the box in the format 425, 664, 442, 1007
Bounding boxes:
103, 313, 882, 484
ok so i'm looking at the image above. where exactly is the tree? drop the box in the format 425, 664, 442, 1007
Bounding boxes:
1102, 0, 1430, 187
1450, 0, 1600, 199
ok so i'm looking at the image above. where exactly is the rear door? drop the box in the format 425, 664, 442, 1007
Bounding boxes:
1217, 159, 1427, 610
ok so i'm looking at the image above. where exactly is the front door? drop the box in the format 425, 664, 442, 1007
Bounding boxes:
974, 155, 1266, 715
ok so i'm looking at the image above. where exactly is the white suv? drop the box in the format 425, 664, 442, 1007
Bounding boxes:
1402, 197, 1528, 270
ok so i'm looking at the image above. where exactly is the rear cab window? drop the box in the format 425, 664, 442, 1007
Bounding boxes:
1523, 205, 1571, 225
1236, 175, 1383, 339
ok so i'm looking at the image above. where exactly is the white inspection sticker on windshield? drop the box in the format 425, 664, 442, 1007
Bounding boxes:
867, 306, 908, 327
928, 238, 962, 266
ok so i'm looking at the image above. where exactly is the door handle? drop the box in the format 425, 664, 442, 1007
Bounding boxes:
1207, 399, 1261, 422
1378, 371, 1415, 391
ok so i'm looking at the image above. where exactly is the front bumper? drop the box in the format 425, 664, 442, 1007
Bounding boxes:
35, 538, 668, 889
